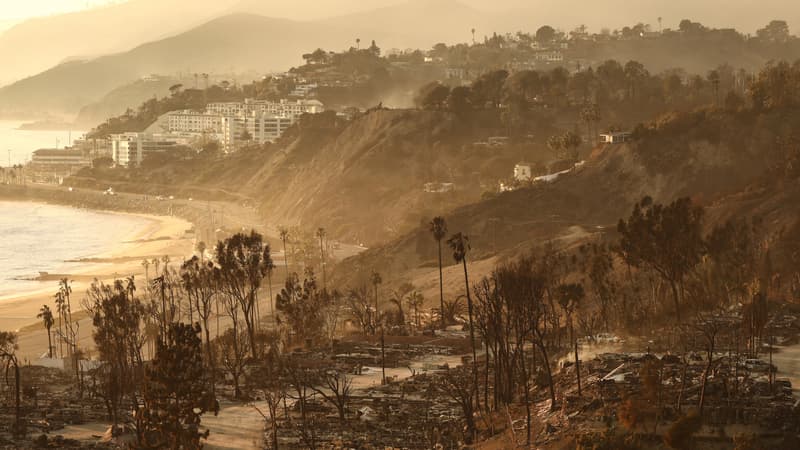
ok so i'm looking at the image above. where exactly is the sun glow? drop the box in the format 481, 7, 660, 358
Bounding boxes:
0, 0, 122, 21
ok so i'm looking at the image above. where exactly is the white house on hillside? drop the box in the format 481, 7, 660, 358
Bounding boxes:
599, 131, 632, 144
514, 163, 532, 181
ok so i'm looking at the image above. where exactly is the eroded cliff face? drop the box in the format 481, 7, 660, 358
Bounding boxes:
332, 107, 800, 290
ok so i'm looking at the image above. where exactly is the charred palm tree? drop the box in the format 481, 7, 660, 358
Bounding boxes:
37, 305, 55, 358
429, 217, 448, 329
141, 259, 150, 281
448, 232, 480, 409
316, 227, 327, 290
279, 226, 290, 279
371, 272, 382, 336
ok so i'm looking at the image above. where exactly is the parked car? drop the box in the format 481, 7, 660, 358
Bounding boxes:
741, 358, 776, 372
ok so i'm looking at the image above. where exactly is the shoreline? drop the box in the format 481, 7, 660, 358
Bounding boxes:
0, 183, 272, 362
0, 199, 194, 360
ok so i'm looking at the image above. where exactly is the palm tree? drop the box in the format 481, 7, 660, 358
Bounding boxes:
447, 232, 479, 409
265, 250, 276, 329
316, 227, 327, 289
356, 38, 361, 49
590, 103, 601, 145
429, 217, 448, 329
37, 305, 54, 358
708, 70, 721, 105
196, 241, 207, 262
406, 291, 424, 330
141, 259, 150, 280
53, 292, 64, 358
279, 226, 290, 278
389, 296, 405, 328
371, 271, 382, 335
55, 278, 75, 359
580, 105, 592, 147
471, 28, 476, 45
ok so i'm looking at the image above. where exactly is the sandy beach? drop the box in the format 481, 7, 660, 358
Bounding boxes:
0, 206, 194, 361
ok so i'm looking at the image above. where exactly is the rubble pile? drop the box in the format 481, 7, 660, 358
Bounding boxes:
274, 373, 465, 449
0, 365, 114, 448
534, 345, 800, 445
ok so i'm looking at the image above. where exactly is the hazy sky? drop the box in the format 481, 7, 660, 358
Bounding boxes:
1, 1, 119, 20
1, 0, 798, 33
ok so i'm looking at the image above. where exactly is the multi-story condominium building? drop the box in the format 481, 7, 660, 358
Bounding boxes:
160, 98, 325, 151
250, 99, 325, 116
166, 110, 223, 134
110, 133, 181, 167
205, 102, 248, 117
207, 99, 324, 118
220, 113, 295, 149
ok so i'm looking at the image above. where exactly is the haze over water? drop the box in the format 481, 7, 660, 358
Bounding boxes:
0, 120, 84, 165
0, 201, 150, 298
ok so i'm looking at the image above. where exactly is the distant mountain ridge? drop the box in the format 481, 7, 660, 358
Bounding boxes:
2, 0, 799, 120
0, 1, 494, 120
0, 0, 237, 86
0, 14, 337, 119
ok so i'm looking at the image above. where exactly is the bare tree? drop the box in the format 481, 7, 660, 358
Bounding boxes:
437, 365, 477, 444
285, 359, 319, 449
83, 278, 146, 427
346, 285, 375, 335
216, 328, 248, 399
322, 290, 343, 348
216, 231, 272, 358
617, 197, 705, 323
693, 311, 727, 417
309, 368, 353, 425
181, 257, 219, 365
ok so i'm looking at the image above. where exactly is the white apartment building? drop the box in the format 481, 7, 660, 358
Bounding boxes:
221, 113, 295, 149
206, 102, 248, 117
207, 99, 325, 118
166, 110, 223, 134
111, 133, 181, 167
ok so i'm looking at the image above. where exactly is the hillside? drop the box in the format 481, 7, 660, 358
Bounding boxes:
331, 106, 800, 290
584, 33, 800, 75
69, 107, 567, 242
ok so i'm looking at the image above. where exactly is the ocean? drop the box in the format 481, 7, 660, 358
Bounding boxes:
0, 201, 151, 297
0, 120, 84, 166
